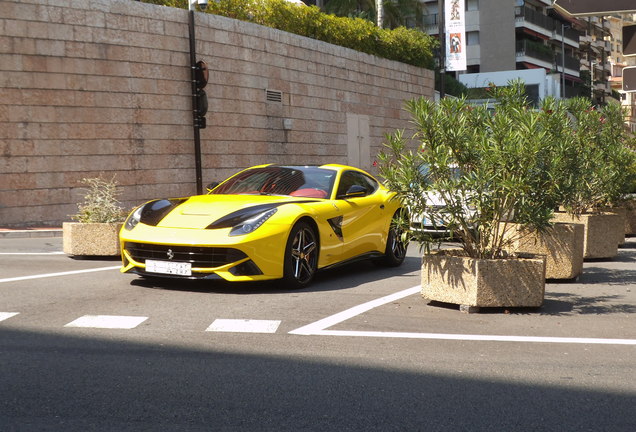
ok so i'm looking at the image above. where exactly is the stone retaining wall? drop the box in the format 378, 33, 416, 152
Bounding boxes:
0, 0, 433, 227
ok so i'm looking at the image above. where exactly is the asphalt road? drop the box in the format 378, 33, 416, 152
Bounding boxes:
0, 236, 635, 431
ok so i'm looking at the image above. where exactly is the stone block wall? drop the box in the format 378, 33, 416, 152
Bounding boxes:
0, 0, 433, 227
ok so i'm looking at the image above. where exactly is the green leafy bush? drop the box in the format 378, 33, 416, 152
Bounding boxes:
378, 81, 636, 259
140, 0, 435, 68
71, 177, 127, 223
377, 82, 565, 259
558, 99, 636, 214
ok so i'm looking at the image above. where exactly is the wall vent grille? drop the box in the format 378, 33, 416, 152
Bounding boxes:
266, 89, 283, 103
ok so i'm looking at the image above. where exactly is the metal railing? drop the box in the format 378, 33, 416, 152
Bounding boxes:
516, 40, 554, 64
515, 6, 555, 32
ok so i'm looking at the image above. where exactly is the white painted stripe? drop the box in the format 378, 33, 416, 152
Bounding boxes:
65, 315, 148, 329
207, 319, 281, 334
289, 285, 636, 346
289, 286, 421, 335
0, 252, 65, 255
0, 312, 19, 322
315, 330, 636, 345
0, 266, 120, 283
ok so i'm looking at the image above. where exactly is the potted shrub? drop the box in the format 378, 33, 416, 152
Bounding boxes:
63, 176, 127, 257
550, 98, 636, 259
500, 96, 584, 279
378, 82, 557, 312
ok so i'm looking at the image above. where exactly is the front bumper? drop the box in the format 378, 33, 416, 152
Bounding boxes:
119, 223, 289, 282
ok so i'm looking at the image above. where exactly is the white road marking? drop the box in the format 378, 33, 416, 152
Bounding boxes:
0, 312, 19, 322
0, 252, 65, 255
289, 286, 420, 335
65, 315, 148, 329
0, 266, 120, 283
207, 319, 281, 334
316, 330, 636, 345
289, 285, 636, 346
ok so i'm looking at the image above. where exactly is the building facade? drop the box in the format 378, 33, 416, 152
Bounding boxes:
1, 0, 434, 227
422, 0, 623, 104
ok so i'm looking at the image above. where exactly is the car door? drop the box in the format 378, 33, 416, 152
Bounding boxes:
334, 170, 388, 261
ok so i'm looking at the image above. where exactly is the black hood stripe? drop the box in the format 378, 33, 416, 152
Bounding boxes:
140, 199, 187, 226
206, 200, 319, 229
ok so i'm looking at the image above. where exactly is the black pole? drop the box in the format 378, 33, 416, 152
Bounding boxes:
438, 0, 445, 99
189, 9, 203, 195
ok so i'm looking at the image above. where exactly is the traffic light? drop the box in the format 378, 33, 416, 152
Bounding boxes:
624, 67, 636, 93
624, 25, 636, 57
194, 60, 208, 129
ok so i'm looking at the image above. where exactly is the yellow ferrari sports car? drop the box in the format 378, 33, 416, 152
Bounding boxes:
120, 164, 407, 289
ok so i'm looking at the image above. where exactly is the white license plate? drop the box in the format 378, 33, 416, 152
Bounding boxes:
145, 259, 192, 276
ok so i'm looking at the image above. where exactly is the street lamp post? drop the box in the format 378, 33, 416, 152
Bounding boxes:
188, 0, 208, 195
561, 23, 567, 99
438, 0, 445, 99
591, 61, 596, 101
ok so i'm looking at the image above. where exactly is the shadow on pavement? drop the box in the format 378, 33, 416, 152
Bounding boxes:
130, 256, 422, 295
0, 328, 634, 431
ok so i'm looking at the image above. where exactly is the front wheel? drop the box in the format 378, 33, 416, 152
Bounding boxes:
380, 214, 407, 267
282, 221, 318, 289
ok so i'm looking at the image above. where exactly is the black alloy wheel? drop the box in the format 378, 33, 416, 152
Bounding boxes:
381, 214, 407, 267
283, 221, 318, 289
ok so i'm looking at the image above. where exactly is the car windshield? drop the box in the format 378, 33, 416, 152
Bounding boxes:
418, 164, 462, 185
211, 166, 337, 199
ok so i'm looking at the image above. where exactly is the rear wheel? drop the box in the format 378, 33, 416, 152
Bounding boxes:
282, 221, 318, 289
380, 213, 407, 267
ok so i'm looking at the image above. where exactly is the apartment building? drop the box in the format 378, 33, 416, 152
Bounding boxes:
607, 14, 636, 131
422, 0, 614, 103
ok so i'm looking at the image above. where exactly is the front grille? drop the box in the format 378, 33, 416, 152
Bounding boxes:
125, 242, 247, 268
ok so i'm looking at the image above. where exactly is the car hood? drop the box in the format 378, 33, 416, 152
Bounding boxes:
154, 194, 315, 229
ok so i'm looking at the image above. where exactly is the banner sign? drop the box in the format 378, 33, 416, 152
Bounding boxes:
445, 0, 466, 72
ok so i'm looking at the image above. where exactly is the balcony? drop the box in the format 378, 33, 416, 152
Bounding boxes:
555, 53, 581, 77
516, 40, 555, 68
554, 25, 579, 48
515, 6, 555, 39
424, 13, 439, 34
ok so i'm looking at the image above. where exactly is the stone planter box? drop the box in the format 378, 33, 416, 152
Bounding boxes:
421, 250, 546, 312
551, 212, 620, 259
63, 222, 123, 256
623, 201, 636, 236
605, 207, 626, 246
504, 223, 584, 280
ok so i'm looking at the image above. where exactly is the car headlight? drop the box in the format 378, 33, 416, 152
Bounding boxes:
124, 206, 143, 231
229, 208, 277, 236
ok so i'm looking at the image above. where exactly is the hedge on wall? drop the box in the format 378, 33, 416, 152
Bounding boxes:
141, 0, 435, 69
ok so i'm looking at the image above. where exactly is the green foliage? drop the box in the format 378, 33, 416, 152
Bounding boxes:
559, 98, 636, 214
72, 177, 127, 223
139, 0, 435, 68
378, 82, 636, 259
435, 71, 469, 98
377, 81, 566, 259
324, 0, 426, 30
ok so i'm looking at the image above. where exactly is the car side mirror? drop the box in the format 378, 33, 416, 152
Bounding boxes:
339, 185, 367, 199
206, 182, 219, 193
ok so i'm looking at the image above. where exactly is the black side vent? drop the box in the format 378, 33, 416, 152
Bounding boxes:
266, 89, 283, 103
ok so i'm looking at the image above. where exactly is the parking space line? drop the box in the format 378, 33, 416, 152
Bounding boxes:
0, 252, 65, 255
0, 266, 120, 284
65, 315, 148, 329
0, 312, 19, 322
207, 319, 281, 334
289, 286, 636, 346
289, 286, 420, 336
317, 330, 636, 345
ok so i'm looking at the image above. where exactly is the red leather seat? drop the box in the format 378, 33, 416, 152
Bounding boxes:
289, 188, 328, 199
